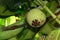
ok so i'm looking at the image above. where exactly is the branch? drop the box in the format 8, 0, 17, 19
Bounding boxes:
3, 24, 25, 31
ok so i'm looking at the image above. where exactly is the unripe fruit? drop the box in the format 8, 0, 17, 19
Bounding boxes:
26, 8, 46, 27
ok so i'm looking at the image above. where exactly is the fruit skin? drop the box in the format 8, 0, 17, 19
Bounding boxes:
26, 8, 46, 27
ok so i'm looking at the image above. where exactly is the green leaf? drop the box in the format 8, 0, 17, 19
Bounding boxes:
47, 1, 57, 12
8, 37, 17, 40
0, 16, 25, 40
0, 27, 24, 40
39, 18, 58, 35
17, 27, 35, 40
43, 1, 57, 17
45, 29, 60, 40
0, 18, 5, 26
0, 5, 17, 17
6, 16, 16, 26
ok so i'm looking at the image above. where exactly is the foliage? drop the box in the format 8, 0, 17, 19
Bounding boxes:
45, 29, 60, 40
0, 0, 60, 40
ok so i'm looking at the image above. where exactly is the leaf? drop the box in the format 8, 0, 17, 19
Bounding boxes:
38, 1, 59, 34
47, 1, 57, 13
0, 18, 5, 26
0, 16, 25, 39
0, 5, 15, 17
8, 37, 17, 40
17, 26, 35, 40
39, 14, 60, 35
39, 19, 56, 35
6, 16, 16, 26
45, 29, 60, 40
0, 27, 24, 40
43, 1, 57, 17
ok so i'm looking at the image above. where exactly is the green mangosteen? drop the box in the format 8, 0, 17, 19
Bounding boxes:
26, 8, 46, 27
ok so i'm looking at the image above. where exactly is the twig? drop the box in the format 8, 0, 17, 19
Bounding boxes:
3, 24, 25, 31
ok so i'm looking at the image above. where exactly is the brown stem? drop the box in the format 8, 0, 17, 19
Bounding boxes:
3, 24, 25, 31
